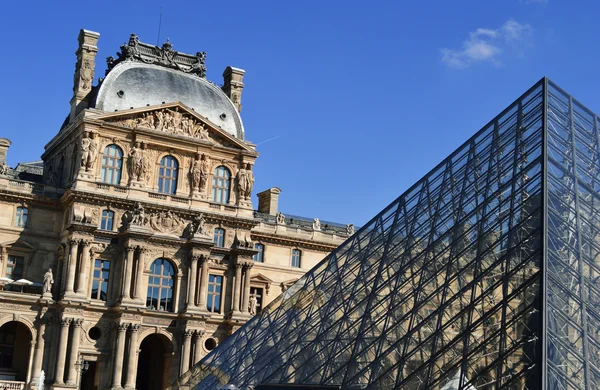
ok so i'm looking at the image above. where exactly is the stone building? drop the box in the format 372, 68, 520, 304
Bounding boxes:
0, 30, 353, 390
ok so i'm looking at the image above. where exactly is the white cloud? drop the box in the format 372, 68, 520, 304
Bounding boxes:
441, 19, 533, 69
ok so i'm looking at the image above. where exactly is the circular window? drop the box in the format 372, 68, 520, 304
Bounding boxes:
204, 337, 217, 351
88, 327, 102, 340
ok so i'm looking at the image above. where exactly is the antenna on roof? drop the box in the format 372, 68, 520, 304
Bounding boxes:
156, 4, 163, 46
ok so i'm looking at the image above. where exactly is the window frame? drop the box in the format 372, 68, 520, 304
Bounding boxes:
211, 166, 231, 204
213, 228, 225, 247
14, 207, 28, 228
91, 259, 111, 301
254, 243, 264, 262
146, 258, 176, 312
6, 254, 25, 280
100, 144, 124, 185
100, 210, 115, 231
158, 155, 179, 195
291, 249, 302, 268
206, 274, 224, 313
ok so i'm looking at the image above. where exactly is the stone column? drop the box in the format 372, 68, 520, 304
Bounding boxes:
65, 240, 79, 294
122, 246, 135, 299
180, 329, 193, 374
133, 248, 147, 300
232, 263, 242, 313
174, 274, 182, 313
66, 318, 83, 385
0, 246, 7, 277
197, 256, 209, 310
187, 255, 199, 308
76, 240, 91, 295
26, 340, 35, 383
111, 323, 128, 389
30, 317, 47, 383
124, 324, 140, 389
54, 318, 71, 385
193, 330, 205, 365
241, 264, 252, 314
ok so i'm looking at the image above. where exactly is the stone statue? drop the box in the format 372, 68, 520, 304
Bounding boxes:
0, 163, 10, 175
87, 132, 100, 170
199, 154, 210, 192
276, 212, 285, 225
131, 202, 146, 226
128, 142, 144, 181
313, 218, 321, 231
189, 214, 209, 239
244, 163, 255, 199
80, 58, 94, 91
80, 132, 91, 168
190, 156, 202, 191
43, 268, 54, 294
249, 293, 257, 315
237, 163, 255, 200
236, 165, 248, 200
346, 224, 355, 235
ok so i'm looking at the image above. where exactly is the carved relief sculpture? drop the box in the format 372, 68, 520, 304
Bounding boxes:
0, 163, 10, 176
110, 109, 213, 141
149, 210, 186, 235
188, 214, 210, 239
80, 58, 94, 91
346, 224, 355, 235
130, 202, 146, 226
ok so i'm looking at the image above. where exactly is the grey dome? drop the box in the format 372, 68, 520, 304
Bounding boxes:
94, 62, 244, 139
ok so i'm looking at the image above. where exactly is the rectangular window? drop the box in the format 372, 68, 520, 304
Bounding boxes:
250, 287, 264, 314
14, 207, 28, 228
100, 210, 114, 231
91, 259, 110, 301
214, 228, 225, 247
6, 255, 24, 280
291, 249, 301, 268
207, 274, 223, 313
253, 243, 264, 262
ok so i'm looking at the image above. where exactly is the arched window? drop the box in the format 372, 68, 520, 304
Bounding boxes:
291, 249, 301, 268
146, 258, 175, 312
158, 156, 178, 194
100, 210, 114, 231
14, 207, 28, 228
214, 228, 225, 247
101, 145, 123, 185
254, 243, 264, 262
212, 166, 231, 204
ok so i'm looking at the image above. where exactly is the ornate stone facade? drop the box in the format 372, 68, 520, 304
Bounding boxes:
0, 30, 352, 390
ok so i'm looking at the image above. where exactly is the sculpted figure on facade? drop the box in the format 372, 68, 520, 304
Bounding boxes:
43, 268, 54, 295
112, 109, 213, 141
188, 214, 210, 239
87, 132, 100, 170
80, 131, 91, 169
237, 163, 254, 200
190, 155, 202, 192
199, 154, 210, 192
313, 218, 321, 231
346, 224, 355, 235
130, 202, 146, 226
80, 58, 94, 91
276, 212, 286, 225
128, 142, 145, 181
249, 293, 257, 315
0, 163, 10, 176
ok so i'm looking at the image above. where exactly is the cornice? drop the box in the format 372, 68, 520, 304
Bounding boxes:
250, 232, 340, 252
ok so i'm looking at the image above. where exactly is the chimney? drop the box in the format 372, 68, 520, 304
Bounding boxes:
257, 187, 281, 216
222, 66, 245, 112
70, 29, 100, 121
0, 138, 10, 166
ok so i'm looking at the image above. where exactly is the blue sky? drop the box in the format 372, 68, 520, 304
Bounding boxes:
0, 0, 596, 225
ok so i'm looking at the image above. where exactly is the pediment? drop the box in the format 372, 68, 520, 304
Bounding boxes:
96, 103, 254, 152
250, 273, 274, 284
1, 239, 35, 251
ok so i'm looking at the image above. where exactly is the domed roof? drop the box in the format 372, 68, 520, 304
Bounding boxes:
93, 61, 244, 139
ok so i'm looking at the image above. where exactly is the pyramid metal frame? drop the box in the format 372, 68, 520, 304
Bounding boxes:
181, 78, 600, 389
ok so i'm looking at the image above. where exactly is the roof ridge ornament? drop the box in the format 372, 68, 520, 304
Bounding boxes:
106, 33, 207, 78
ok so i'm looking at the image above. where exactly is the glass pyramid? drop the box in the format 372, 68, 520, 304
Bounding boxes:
184, 78, 600, 389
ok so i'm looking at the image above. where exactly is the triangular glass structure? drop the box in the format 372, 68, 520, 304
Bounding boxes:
182, 78, 600, 389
